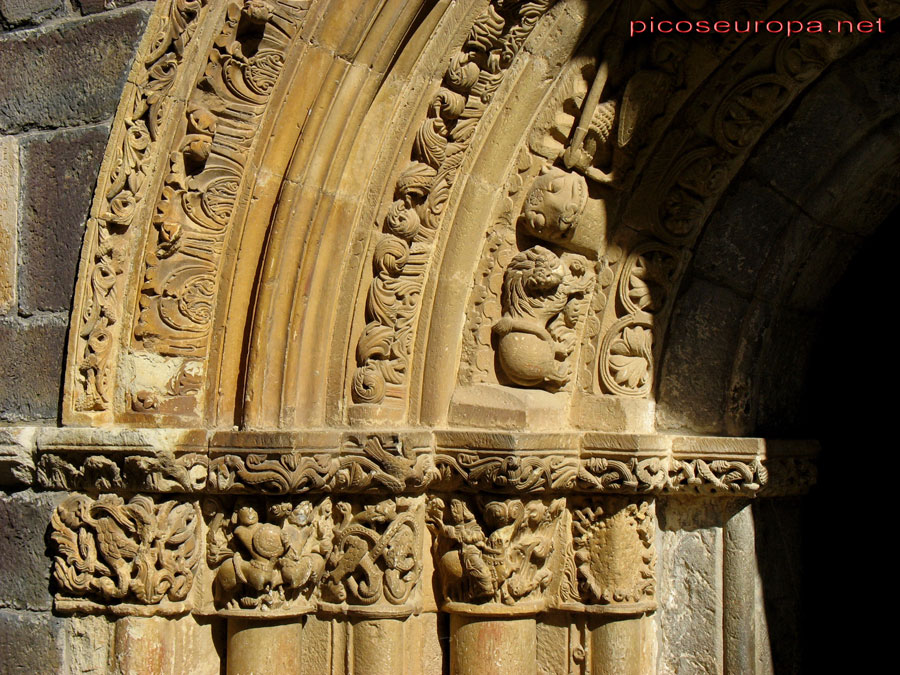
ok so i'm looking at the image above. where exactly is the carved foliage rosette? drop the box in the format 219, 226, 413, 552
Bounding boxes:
51, 494, 201, 610
426, 496, 567, 613
561, 498, 655, 611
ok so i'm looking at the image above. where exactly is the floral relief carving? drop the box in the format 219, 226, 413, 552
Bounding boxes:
352, 0, 558, 407
563, 499, 655, 607
51, 494, 201, 607
75, 0, 209, 411
134, 0, 310, 360
208, 435, 438, 494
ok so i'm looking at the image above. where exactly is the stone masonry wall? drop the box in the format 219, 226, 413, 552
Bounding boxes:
0, 2, 152, 670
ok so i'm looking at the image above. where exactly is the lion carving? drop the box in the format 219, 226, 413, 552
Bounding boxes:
493, 246, 592, 388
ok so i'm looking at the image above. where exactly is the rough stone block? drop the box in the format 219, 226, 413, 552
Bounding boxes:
19, 124, 109, 313
0, 135, 16, 315
657, 498, 725, 675
0, 489, 64, 610
0, 609, 63, 672
656, 280, 749, 433
0, 317, 67, 422
0, 0, 64, 26
0, 5, 151, 133
77, 0, 140, 15
693, 179, 799, 298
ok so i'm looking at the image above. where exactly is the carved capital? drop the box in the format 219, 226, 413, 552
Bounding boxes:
51, 493, 201, 615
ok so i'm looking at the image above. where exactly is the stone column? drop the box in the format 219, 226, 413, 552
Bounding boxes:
450, 614, 537, 675
226, 618, 303, 675
589, 613, 652, 675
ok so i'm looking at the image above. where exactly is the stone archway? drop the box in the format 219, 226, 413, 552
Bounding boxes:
36, 0, 899, 672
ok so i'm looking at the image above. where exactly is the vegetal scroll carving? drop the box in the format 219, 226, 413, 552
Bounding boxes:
76, 0, 209, 411
352, 0, 558, 406
51, 494, 200, 605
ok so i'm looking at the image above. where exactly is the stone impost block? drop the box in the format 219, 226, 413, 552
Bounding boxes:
19, 124, 109, 313
0, 317, 67, 421
0, 5, 151, 133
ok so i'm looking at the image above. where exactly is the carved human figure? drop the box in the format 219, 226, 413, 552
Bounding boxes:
431, 498, 495, 599
522, 165, 588, 241
213, 505, 286, 606
493, 246, 593, 388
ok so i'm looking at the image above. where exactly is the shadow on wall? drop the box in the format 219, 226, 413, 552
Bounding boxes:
756, 211, 900, 674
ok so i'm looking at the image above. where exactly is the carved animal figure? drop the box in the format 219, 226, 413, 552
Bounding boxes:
493, 246, 572, 387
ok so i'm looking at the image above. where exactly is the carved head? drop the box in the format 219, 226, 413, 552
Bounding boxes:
450, 499, 473, 524
237, 505, 259, 527
502, 246, 565, 318
522, 165, 588, 240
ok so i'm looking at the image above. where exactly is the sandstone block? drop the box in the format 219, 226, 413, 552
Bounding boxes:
0, 609, 63, 672
0, 317, 67, 421
0, 6, 150, 133
0, 136, 16, 315
0, 0, 64, 27
19, 124, 109, 312
0, 489, 64, 610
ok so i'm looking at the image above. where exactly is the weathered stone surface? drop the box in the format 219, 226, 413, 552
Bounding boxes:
0, 317, 66, 421
693, 180, 800, 298
657, 280, 750, 433
77, 0, 140, 15
19, 124, 109, 313
0, 0, 64, 27
0, 489, 64, 610
0, 135, 16, 314
657, 498, 725, 675
0, 6, 150, 133
0, 427, 35, 486
0, 609, 63, 672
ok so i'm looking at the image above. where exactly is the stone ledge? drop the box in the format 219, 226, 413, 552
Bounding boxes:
17, 426, 819, 496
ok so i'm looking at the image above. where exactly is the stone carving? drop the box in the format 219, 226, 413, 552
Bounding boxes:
434, 451, 578, 493
352, 0, 558, 406
38, 451, 207, 493
75, 0, 210, 411
321, 497, 423, 608
564, 499, 655, 607
493, 246, 594, 389
206, 498, 333, 611
520, 165, 590, 249
209, 435, 437, 494
427, 496, 565, 608
51, 494, 200, 606
134, 0, 310, 359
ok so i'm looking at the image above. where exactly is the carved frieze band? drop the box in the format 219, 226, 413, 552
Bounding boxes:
33, 429, 816, 497
52, 492, 657, 618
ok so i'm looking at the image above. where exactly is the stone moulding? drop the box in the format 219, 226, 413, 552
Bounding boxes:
30, 426, 816, 497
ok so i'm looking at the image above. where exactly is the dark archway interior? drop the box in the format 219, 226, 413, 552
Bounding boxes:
798, 210, 899, 672
754, 210, 899, 673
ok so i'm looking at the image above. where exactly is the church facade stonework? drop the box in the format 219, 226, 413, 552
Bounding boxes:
2, 0, 899, 672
